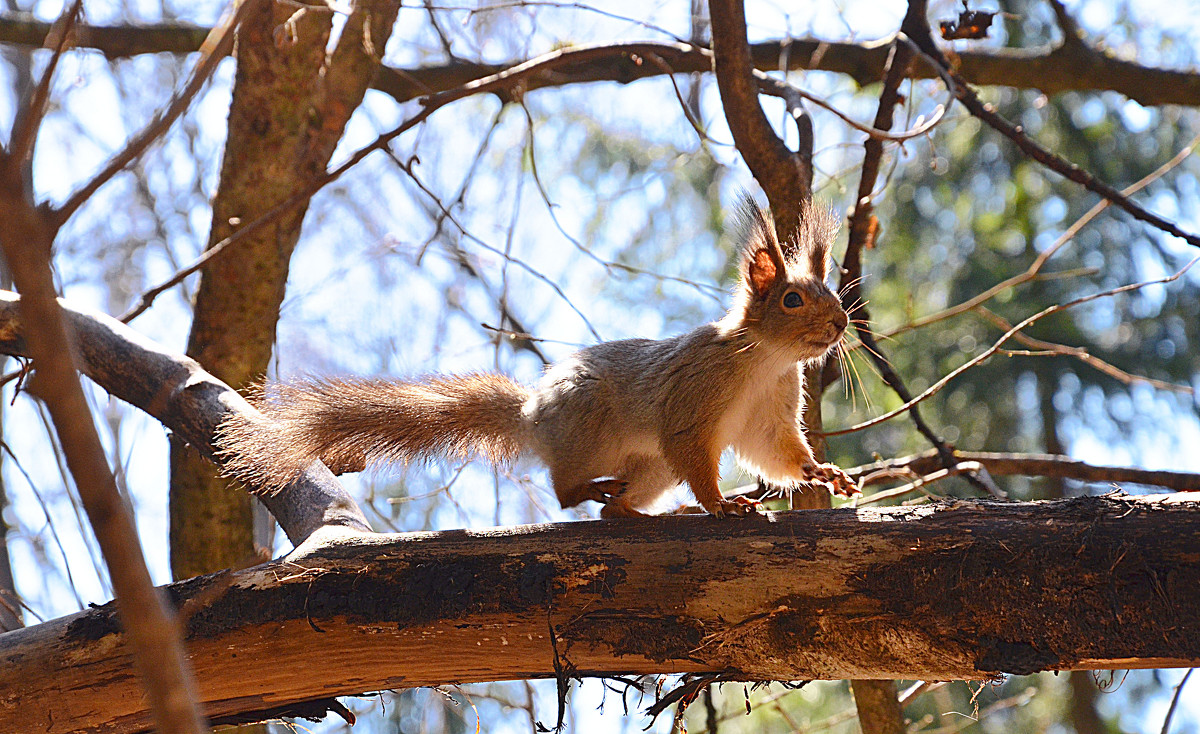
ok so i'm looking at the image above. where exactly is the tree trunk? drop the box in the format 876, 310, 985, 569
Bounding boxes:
852, 680, 906, 734
1, 495, 1195, 733
169, 0, 333, 581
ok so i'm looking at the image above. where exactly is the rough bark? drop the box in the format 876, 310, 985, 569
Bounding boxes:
169, 0, 328, 580
0, 495, 1196, 733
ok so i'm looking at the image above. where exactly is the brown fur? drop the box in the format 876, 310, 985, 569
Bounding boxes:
216, 196, 855, 514
217, 374, 530, 492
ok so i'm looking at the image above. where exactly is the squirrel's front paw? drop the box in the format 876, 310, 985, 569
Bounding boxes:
706, 496, 762, 518
803, 463, 859, 497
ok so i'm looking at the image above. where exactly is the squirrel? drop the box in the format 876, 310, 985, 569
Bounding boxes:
217, 196, 856, 518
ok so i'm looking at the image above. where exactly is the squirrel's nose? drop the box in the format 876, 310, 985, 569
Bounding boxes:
831, 310, 849, 333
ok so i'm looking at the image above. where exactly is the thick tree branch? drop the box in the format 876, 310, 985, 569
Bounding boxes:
0, 15, 211, 58
708, 0, 811, 230
3, 17, 1199, 106
0, 495, 1196, 733
0, 291, 371, 544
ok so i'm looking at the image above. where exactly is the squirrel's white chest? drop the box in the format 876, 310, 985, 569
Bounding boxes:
714, 360, 799, 449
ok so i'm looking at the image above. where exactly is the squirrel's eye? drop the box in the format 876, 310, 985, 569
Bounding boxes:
783, 291, 803, 308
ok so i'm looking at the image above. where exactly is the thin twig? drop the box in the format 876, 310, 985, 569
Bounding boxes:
121, 41, 722, 323
6, 0, 82, 167
823, 255, 1200, 436
0, 442, 87, 609
834, 3, 998, 496
1160, 669, 1192, 734
843, 449, 1200, 493
53, 0, 259, 226
392, 152, 605, 342
904, 26, 1200, 249
755, 45, 954, 143
516, 100, 724, 301
973, 306, 1192, 394
884, 132, 1200, 339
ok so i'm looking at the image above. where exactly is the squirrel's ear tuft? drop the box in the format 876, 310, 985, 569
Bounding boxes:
738, 194, 786, 299
798, 201, 840, 281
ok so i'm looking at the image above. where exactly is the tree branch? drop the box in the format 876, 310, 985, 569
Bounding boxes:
4, 17, 1199, 106
0, 36, 204, 728
902, 30, 1200, 249
708, 0, 811, 229
51, 0, 259, 227
0, 291, 371, 544
847, 449, 1200, 493
1, 495, 1197, 733
824, 256, 1199, 436
6, 1, 80, 167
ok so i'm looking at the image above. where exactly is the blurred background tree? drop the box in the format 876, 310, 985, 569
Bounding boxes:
0, 0, 1197, 731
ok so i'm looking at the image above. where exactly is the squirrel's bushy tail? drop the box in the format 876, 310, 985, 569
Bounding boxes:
217, 374, 532, 492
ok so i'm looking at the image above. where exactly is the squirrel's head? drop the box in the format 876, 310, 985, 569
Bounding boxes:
730, 195, 848, 361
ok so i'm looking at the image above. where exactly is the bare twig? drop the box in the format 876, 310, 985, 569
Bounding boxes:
898, 680, 947, 705
834, 1, 998, 497
912, 687, 1037, 734
843, 449, 1200, 493
755, 47, 953, 143
121, 42, 729, 323
852, 463, 985, 506
391, 151, 605, 342
52, 0, 260, 226
904, 24, 1200, 250
7, 0, 82, 166
1160, 669, 1193, 734
8, 8, 1200, 105
645, 672, 737, 722
884, 132, 1200, 339
974, 306, 1193, 394
823, 256, 1199, 436
0, 442, 87, 609
514, 101, 723, 302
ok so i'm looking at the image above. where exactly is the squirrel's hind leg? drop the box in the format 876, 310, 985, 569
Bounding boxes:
550, 455, 677, 517
554, 476, 649, 517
